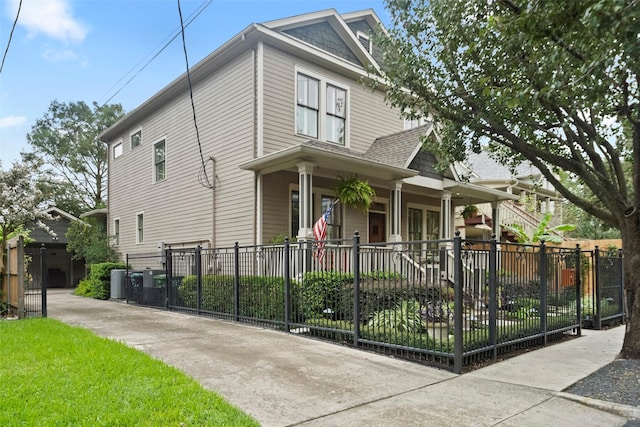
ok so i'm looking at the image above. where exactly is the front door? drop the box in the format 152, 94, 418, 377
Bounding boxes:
368, 212, 386, 243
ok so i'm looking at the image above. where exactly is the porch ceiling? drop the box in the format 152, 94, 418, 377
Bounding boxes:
443, 178, 520, 205
239, 143, 418, 182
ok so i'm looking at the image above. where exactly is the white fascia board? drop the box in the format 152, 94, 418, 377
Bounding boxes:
403, 175, 444, 190
261, 9, 338, 30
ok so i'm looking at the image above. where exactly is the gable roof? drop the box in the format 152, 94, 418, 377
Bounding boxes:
101, 9, 385, 142
465, 150, 541, 181
262, 9, 383, 73
365, 124, 433, 169
44, 206, 80, 222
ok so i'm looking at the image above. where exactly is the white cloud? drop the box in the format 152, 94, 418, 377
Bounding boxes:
41, 46, 78, 62
8, 0, 88, 44
0, 116, 27, 128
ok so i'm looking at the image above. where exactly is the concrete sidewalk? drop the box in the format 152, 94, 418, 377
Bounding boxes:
47, 289, 636, 426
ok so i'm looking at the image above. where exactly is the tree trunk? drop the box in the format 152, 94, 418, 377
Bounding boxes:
620, 219, 640, 359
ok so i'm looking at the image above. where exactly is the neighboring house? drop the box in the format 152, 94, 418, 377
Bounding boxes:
101, 8, 521, 261
454, 150, 563, 241
25, 207, 86, 288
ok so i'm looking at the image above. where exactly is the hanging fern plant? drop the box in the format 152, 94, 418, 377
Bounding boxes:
333, 175, 376, 212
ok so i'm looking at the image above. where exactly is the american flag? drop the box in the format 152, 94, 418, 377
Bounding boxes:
313, 202, 335, 262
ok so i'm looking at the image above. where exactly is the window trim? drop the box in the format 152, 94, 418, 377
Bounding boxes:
294, 67, 350, 147
130, 128, 142, 150
153, 138, 166, 183
135, 212, 144, 244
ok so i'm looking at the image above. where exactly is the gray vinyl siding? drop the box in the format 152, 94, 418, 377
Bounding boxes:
261, 44, 404, 155
108, 50, 256, 256
262, 172, 296, 242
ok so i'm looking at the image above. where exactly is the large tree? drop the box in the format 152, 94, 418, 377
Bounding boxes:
27, 101, 125, 211
373, 0, 640, 357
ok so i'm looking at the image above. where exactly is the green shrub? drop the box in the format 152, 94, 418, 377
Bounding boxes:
292, 272, 354, 321
178, 275, 286, 321
292, 272, 452, 323
74, 262, 126, 300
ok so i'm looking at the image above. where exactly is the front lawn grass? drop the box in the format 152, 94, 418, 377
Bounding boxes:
0, 318, 258, 426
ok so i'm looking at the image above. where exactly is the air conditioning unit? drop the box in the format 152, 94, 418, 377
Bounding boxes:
110, 269, 127, 299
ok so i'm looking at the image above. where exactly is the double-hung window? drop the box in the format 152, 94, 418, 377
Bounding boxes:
325, 85, 346, 144
296, 70, 348, 145
154, 139, 166, 182
297, 74, 319, 138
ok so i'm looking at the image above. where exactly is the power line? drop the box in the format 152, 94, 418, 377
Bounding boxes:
0, 0, 23, 75
177, 0, 213, 189
101, 0, 213, 106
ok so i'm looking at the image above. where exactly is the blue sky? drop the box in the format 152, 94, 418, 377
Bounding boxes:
0, 0, 389, 169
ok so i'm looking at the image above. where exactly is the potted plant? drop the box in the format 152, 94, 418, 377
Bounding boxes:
333, 175, 376, 212
461, 204, 478, 219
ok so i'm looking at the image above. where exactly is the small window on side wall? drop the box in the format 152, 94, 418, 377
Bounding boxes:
131, 130, 142, 149
113, 218, 120, 246
113, 142, 123, 158
154, 139, 166, 182
136, 213, 144, 244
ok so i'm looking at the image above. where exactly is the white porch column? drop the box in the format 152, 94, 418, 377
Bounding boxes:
491, 201, 501, 239
389, 181, 402, 242
440, 191, 452, 240
545, 197, 551, 214
297, 162, 315, 241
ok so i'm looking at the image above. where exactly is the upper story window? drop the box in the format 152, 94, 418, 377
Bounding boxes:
296, 70, 349, 146
297, 74, 319, 138
113, 141, 123, 159
154, 139, 166, 182
326, 85, 346, 144
131, 129, 142, 149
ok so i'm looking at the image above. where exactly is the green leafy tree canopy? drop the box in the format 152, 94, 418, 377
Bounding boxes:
372, 0, 640, 357
27, 101, 124, 212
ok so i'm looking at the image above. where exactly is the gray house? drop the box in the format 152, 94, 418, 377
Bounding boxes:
101, 8, 518, 260
26, 207, 85, 288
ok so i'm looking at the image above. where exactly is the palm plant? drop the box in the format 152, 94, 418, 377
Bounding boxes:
502, 212, 576, 244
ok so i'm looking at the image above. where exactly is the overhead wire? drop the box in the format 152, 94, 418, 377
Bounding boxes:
177, 0, 214, 189
0, 0, 23, 75
101, 0, 213, 106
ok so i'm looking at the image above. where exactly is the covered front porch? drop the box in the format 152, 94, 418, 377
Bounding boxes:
240, 139, 518, 248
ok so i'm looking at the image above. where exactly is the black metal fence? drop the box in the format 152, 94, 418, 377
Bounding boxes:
124, 234, 624, 373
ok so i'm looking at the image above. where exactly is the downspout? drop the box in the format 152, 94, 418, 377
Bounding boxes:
211, 156, 216, 249
253, 40, 265, 245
